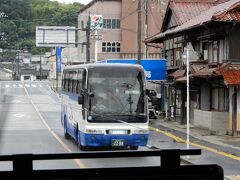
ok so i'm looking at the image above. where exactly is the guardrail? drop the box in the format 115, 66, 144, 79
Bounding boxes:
0, 149, 223, 180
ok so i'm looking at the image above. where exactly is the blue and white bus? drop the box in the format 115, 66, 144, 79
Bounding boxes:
61, 63, 149, 150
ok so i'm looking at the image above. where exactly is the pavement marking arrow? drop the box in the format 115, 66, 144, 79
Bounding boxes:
11, 100, 22, 103
13, 113, 25, 118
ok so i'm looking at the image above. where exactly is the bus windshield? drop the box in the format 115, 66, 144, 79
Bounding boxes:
88, 67, 147, 123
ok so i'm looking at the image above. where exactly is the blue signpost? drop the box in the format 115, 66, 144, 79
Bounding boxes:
101, 59, 167, 81
56, 47, 62, 73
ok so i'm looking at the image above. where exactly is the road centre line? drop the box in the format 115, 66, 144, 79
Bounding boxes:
23, 86, 86, 168
149, 126, 240, 161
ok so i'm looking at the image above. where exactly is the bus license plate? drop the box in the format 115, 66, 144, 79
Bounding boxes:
112, 139, 124, 147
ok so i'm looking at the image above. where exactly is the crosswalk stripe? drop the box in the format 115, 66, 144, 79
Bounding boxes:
1, 83, 46, 88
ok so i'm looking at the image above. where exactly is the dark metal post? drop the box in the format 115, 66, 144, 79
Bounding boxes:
137, 0, 142, 64
232, 87, 237, 136
161, 149, 180, 168
86, 15, 91, 63
13, 154, 33, 179
17, 50, 20, 80
40, 54, 42, 81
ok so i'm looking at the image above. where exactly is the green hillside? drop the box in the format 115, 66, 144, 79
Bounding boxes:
0, 0, 82, 55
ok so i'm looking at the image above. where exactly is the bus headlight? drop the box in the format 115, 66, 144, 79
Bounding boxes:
86, 129, 103, 134
134, 129, 149, 134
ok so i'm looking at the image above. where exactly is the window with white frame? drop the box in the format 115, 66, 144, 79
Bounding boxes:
102, 42, 120, 53
103, 19, 120, 29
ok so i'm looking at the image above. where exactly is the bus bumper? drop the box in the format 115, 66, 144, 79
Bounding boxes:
80, 132, 149, 147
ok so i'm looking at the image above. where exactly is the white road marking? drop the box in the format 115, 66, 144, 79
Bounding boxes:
23, 86, 86, 169
13, 84, 16, 87
5, 84, 10, 88
39, 84, 42, 87
13, 113, 25, 118
25, 84, 30, 87
19, 84, 23, 88
31, 84, 36, 87
11, 100, 22, 103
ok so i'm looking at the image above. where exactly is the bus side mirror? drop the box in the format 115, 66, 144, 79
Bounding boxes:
146, 89, 150, 96
89, 92, 94, 98
78, 95, 83, 105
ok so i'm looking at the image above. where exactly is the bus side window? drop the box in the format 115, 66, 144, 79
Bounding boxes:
64, 73, 67, 91
71, 80, 74, 93
76, 81, 79, 94
73, 80, 78, 93
68, 79, 71, 92
78, 69, 83, 93
62, 72, 65, 88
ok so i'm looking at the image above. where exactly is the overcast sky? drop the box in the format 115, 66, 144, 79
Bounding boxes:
51, 0, 92, 5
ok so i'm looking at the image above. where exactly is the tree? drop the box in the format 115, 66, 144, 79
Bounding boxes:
0, 0, 83, 54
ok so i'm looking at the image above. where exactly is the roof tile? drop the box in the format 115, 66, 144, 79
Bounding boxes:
146, 0, 240, 43
217, 64, 240, 85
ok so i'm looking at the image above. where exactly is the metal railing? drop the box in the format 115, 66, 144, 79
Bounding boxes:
0, 149, 223, 180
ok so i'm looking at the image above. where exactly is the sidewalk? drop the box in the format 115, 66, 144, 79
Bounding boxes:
149, 117, 240, 152
149, 118, 240, 180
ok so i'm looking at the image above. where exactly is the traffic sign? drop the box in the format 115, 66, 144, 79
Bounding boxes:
90, 15, 103, 30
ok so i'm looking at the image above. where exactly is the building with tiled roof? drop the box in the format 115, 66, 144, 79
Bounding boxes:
146, 0, 240, 136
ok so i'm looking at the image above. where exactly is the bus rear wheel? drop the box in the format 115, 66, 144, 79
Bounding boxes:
129, 146, 138, 150
64, 119, 70, 139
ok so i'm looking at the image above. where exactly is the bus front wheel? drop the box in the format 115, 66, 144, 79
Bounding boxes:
76, 130, 87, 151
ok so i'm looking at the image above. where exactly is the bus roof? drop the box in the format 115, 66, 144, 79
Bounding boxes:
63, 63, 144, 71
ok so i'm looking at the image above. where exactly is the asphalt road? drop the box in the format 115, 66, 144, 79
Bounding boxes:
0, 81, 160, 170
0, 80, 239, 179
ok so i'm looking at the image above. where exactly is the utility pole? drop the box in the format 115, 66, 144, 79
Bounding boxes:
137, 0, 142, 64
55, 47, 58, 91
144, 0, 148, 59
86, 15, 91, 63
17, 50, 20, 80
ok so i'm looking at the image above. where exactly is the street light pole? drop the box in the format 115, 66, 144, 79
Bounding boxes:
186, 46, 190, 150
86, 15, 91, 63
94, 30, 98, 63
56, 47, 58, 91
137, 0, 142, 64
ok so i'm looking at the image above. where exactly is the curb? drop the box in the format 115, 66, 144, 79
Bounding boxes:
150, 119, 240, 151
